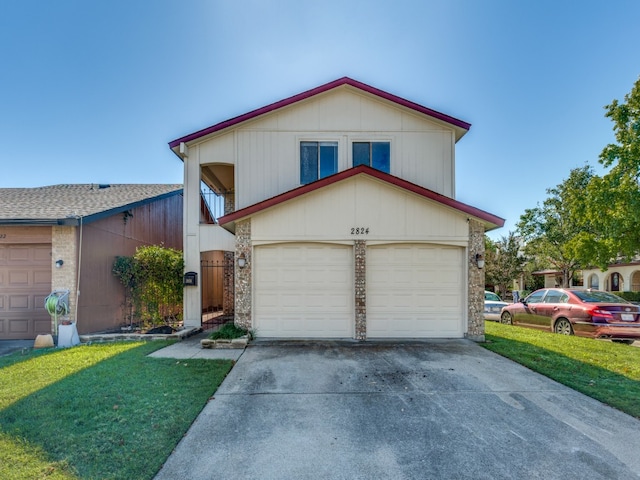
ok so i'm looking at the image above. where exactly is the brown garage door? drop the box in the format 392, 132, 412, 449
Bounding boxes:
0, 244, 52, 340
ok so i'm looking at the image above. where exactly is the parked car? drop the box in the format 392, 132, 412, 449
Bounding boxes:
484, 291, 509, 322
500, 288, 640, 344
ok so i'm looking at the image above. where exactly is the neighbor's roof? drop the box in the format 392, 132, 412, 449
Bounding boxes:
219, 165, 504, 231
169, 77, 471, 150
0, 184, 183, 226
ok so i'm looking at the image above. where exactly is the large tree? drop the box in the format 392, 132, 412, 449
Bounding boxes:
584, 76, 640, 267
517, 165, 595, 287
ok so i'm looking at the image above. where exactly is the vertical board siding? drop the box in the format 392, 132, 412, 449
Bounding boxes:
196, 88, 456, 211
76, 194, 183, 334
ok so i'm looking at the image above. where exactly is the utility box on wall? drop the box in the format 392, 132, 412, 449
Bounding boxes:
183, 271, 198, 286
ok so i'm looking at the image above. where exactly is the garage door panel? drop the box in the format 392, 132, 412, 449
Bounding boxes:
9, 271, 29, 285
34, 318, 51, 334
8, 318, 29, 334
8, 247, 30, 262
255, 244, 353, 338
9, 295, 30, 310
367, 244, 464, 338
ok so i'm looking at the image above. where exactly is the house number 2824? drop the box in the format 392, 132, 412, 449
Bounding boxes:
351, 227, 369, 235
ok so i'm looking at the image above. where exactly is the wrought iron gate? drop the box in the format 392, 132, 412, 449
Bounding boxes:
200, 254, 234, 329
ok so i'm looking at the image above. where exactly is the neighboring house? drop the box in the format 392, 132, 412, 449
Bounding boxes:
583, 263, 640, 293
532, 269, 566, 289
169, 77, 504, 341
0, 184, 183, 340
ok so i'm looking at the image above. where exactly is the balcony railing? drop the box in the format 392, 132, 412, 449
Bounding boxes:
200, 183, 226, 224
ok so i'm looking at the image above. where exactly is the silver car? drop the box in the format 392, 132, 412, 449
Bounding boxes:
484, 291, 509, 321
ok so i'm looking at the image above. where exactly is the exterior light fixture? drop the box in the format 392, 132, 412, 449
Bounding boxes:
475, 254, 484, 269
55, 259, 64, 268
237, 253, 247, 269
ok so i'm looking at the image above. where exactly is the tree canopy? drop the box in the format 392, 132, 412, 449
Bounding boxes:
584, 76, 640, 267
515, 76, 640, 277
516, 165, 594, 286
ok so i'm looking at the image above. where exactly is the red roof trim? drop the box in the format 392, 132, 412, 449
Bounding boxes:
218, 166, 504, 228
169, 77, 471, 148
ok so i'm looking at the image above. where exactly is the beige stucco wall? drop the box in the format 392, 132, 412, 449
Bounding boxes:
583, 265, 640, 292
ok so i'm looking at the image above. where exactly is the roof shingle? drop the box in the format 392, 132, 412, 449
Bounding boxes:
0, 184, 183, 224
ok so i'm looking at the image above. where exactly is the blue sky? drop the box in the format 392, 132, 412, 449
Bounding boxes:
1, 0, 638, 239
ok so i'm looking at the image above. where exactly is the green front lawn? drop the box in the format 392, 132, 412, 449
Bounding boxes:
0, 341, 233, 479
482, 321, 640, 418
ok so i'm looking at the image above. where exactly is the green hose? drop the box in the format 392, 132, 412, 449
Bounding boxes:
45, 295, 69, 316
45, 293, 69, 336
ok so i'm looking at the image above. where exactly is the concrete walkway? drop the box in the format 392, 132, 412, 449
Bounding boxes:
0, 331, 245, 361
154, 339, 640, 480
148, 330, 245, 361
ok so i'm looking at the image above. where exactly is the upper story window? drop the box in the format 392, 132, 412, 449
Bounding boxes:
300, 141, 338, 184
353, 142, 390, 173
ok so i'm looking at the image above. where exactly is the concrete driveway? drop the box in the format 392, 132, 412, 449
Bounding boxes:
155, 339, 640, 480
0, 339, 33, 357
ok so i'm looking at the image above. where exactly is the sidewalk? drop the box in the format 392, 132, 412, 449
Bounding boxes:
148, 330, 245, 361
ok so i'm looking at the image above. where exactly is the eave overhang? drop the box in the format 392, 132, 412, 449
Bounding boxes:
169, 77, 471, 156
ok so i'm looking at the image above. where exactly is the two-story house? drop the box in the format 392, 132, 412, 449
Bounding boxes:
169, 77, 504, 341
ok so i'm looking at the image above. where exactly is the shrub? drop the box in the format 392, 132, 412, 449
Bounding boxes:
113, 245, 184, 329
208, 322, 248, 340
616, 291, 640, 303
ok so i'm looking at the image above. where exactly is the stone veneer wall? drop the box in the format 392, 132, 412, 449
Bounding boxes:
223, 251, 235, 315
354, 240, 367, 340
224, 193, 235, 216
51, 226, 78, 326
467, 219, 485, 341
234, 219, 251, 330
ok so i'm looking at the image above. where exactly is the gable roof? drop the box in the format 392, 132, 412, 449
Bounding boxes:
218, 165, 504, 231
169, 77, 471, 150
0, 184, 183, 226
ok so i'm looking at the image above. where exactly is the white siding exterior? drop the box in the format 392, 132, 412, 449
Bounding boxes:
251, 176, 469, 244
173, 78, 502, 338
191, 87, 457, 212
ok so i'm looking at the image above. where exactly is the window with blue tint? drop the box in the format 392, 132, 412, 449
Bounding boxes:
372, 142, 390, 172
300, 141, 338, 184
319, 142, 338, 179
352, 142, 390, 173
353, 142, 370, 167
300, 142, 318, 184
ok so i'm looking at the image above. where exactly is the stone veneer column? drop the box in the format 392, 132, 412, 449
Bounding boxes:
467, 219, 485, 341
234, 219, 251, 330
224, 193, 235, 216
223, 251, 235, 315
51, 226, 78, 327
354, 240, 367, 340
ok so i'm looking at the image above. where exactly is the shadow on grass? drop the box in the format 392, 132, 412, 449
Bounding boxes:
0, 342, 233, 480
482, 333, 640, 419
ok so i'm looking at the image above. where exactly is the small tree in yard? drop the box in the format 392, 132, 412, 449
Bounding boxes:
485, 232, 525, 297
113, 245, 184, 329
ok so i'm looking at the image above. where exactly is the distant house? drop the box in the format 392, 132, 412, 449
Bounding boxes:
0, 184, 183, 339
582, 263, 640, 293
169, 77, 504, 341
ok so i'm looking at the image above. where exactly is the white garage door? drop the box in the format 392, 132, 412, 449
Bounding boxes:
367, 244, 464, 338
254, 243, 353, 338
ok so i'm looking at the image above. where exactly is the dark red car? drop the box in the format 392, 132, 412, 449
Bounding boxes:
500, 288, 640, 344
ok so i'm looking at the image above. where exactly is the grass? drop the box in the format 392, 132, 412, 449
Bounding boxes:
208, 322, 249, 340
482, 321, 640, 418
0, 341, 233, 480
